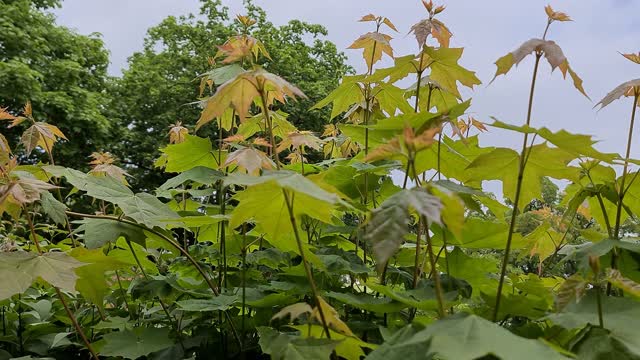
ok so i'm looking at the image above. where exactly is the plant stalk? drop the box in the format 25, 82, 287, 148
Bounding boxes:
493, 53, 542, 322
282, 189, 331, 339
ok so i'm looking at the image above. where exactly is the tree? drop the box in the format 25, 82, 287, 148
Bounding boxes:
108, 0, 351, 191
0, 0, 111, 170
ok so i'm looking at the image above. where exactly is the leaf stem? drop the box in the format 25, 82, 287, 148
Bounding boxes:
493, 53, 542, 322
26, 209, 99, 359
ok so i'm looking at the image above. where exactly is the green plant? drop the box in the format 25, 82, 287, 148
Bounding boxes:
1, 3, 640, 360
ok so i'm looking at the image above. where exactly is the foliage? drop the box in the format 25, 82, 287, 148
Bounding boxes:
1, 2, 640, 360
0, 0, 111, 171
108, 0, 351, 191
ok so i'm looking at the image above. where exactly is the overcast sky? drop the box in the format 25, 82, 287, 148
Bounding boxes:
53, 0, 640, 160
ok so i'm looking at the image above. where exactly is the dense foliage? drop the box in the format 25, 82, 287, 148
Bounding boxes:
1, 2, 640, 360
0, 0, 110, 171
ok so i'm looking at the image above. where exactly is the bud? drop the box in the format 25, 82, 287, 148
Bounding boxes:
422, 0, 434, 13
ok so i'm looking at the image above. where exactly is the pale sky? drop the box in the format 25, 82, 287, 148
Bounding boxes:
54, 0, 640, 160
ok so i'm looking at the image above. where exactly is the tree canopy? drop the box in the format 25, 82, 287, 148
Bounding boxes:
0, 0, 111, 170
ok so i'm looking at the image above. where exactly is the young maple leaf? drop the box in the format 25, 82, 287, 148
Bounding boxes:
544, 5, 572, 22
277, 131, 324, 153
0, 107, 16, 121
88, 152, 129, 184
224, 147, 275, 175
235, 14, 256, 27
0, 169, 58, 208
215, 35, 270, 65
492, 39, 588, 98
359, 14, 398, 32
168, 121, 189, 144
595, 79, 640, 109
21, 122, 67, 155
348, 32, 394, 73
622, 52, 640, 65
197, 69, 306, 129
312, 297, 354, 337
410, 18, 452, 48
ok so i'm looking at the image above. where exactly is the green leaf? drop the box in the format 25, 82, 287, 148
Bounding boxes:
365, 188, 442, 271
257, 327, 339, 360
311, 76, 364, 120
368, 313, 568, 360
48, 167, 178, 228
0, 252, 84, 300
326, 291, 406, 313
440, 248, 499, 298
40, 192, 68, 225
465, 144, 580, 207
70, 248, 131, 309
159, 135, 218, 173
75, 218, 146, 249
548, 292, 640, 355
432, 217, 526, 249
158, 166, 224, 190
570, 326, 640, 360
490, 120, 618, 163
424, 47, 481, 98
177, 295, 240, 311
100, 327, 173, 359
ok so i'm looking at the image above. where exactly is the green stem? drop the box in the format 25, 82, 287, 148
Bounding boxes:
493, 53, 542, 322
613, 92, 639, 240
282, 189, 331, 339
26, 209, 98, 359
260, 91, 280, 169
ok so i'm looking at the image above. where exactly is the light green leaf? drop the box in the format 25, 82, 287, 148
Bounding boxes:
159, 135, 218, 173
100, 327, 173, 359
0, 252, 84, 300
368, 314, 568, 360
40, 192, 68, 225
257, 327, 339, 360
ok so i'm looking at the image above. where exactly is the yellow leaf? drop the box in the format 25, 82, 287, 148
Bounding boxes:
622, 51, 640, 65
312, 297, 354, 337
545, 5, 572, 22
348, 32, 394, 73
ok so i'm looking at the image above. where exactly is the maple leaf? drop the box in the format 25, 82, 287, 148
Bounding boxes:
492, 38, 588, 98
348, 32, 394, 73
312, 297, 354, 337
215, 35, 270, 64
595, 79, 640, 109
0, 107, 16, 121
168, 121, 189, 144
88, 152, 130, 184
277, 131, 324, 153
0, 174, 58, 208
410, 18, 452, 48
235, 14, 256, 27
21, 122, 67, 155
198, 69, 306, 129
544, 5, 572, 22
0, 133, 11, 163
359, 14, 398, 32
622, 51, 640, 65
424, 47, 481, 98
224, 147, 275, 175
